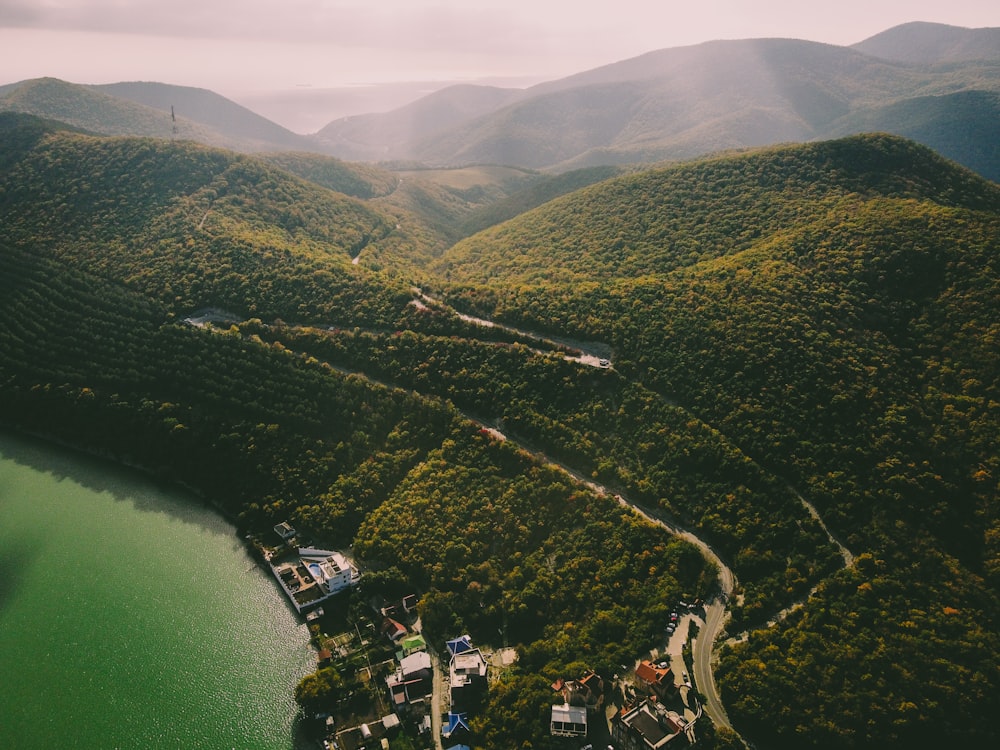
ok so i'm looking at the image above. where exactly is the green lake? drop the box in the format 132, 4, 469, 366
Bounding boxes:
0, 431, 315, 749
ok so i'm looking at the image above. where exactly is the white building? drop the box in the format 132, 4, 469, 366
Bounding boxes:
550, 703, 588, 737
269, 547, 361, 613
301, 549, 360, 595
449, 648, 488, 690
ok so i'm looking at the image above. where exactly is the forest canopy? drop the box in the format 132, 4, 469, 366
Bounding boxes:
1, 119, 997, 748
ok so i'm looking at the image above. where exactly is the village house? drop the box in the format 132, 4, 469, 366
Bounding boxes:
443, 711, 471, 743
381, 617, 407, 643
268, 546, 361, 613
552, 669, 605, 711
611, 698, 693, 749
550, 702, 588, 738
385, 629, 432, 715
397, 633, 427, 658
449, 645, 488, 713
635, 659, 676, 700
386, 670, 430, 716
446, 635, 474, 655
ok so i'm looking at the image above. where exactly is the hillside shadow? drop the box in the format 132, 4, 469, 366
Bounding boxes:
0, 428, 236, 536
0, 544, 37, 616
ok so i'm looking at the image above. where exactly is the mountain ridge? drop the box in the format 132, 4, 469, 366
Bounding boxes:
432, 134, 1000, 288
3, 22, 999, 179
1, 120, 998, 748
852, 21, 1000, 64
313, 25, 1000, 175
0, 77, 315, 154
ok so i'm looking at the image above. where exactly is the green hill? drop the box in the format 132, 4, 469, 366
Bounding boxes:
433, 135, 1000, 287
259, 151, 400, 199
827, 90, 1000, 181
0, 120, 718, 749
2, 124, 998, 748
429, 133, 1000, 747
0, 114, 414, 322
0, 78, 317, 154
94, 81, 313, 147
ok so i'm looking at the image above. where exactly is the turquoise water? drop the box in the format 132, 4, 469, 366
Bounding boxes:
0, 432, 314, 749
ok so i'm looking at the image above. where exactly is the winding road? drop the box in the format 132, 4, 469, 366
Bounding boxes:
212, 296, 857, 743
485, 427, 737, 730
404, 294, 861, 737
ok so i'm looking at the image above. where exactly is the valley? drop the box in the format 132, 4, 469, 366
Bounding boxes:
0, 22, 999, 748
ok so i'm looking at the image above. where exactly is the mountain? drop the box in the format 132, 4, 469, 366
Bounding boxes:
2, 116, 998, 747
433, 134, 1000, 286
6, 23, 998, 179
0, 118, 720, 750
259, 151, 401, 199
430, 134, 1000, 746
0, 78, 316, 153
827, 89, 1000, 181
0, 113, 414, 321
94, 81, 313, 150
314, 83, 524, 162
853, 21, 1000, 64
315, 28, 1000, 176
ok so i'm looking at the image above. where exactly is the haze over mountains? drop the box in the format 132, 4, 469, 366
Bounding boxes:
2, 22, 998, 180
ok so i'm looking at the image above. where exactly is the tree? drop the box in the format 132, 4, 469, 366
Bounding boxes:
294, 667, 346, 716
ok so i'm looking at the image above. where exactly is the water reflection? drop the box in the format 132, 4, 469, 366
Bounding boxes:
0, 428, 230, 535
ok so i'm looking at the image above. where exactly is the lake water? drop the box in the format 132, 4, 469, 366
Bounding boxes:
0, 431, 314, 749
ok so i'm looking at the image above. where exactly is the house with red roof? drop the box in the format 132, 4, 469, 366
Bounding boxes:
635, 659, 675, 700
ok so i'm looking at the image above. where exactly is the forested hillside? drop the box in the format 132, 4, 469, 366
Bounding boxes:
0, 115, 716, 749
0, 116, 419, 323
1, 115, 997, 748
431, 133, 1000, 747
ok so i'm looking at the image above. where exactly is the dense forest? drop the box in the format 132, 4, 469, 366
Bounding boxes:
430, 135, 1000, 747
1, 113, 997, 749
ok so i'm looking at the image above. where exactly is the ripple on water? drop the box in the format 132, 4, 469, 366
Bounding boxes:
0, 433, 314, 749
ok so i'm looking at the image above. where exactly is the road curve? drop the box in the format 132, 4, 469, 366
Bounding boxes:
217, 310, 862, 745
478, 424, 738, 732
612, 496, 734, 731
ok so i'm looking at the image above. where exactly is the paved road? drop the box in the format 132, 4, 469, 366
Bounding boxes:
237, 313, 742, 735
213, 306, 866, 747
616, 497, 734, 731
478, 426, 738, 733
693, 598, 732, 729
428, 643, 445, 750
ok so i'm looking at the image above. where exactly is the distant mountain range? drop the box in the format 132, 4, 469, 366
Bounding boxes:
2, 22, 998, 179
313, 22, 1000, 177
0, 77, 315, 154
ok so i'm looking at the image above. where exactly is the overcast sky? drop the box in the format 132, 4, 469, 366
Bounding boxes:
2, 1, 998, 118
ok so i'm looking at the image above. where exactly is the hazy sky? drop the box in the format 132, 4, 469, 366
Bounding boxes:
2, 1, 998, 114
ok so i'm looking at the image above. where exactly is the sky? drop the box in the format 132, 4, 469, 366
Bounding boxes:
1, 1, 998, 129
